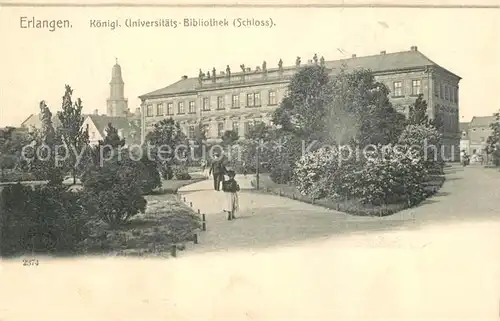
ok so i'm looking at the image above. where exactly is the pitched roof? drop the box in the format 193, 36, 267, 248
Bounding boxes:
469, 116, 496, 128
139, 48, 460, 99
86, 115, 141, 145
325, 50, 457, 76
20, 114, 34, 126
20, 113, 62, 129
139, 78, 199, 99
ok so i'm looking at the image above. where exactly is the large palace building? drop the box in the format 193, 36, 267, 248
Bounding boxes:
139, 46, 461, 158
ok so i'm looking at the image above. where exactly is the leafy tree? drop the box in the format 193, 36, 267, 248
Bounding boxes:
221, 130, 239, 146
57, 85, 90, 184
0, 127, 26, 180
81, 123, 148, 226
486, 112, 500, 166
272, 65, 406, 147
29, 101, 64, 184
146, 118, 187, 179
272, 64, 333, 140
407, 94, 429, 126
328, 67, 406, 146
100, 123, 125, 149
408, 94, 443, 131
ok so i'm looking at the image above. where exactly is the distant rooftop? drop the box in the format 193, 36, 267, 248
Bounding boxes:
469, 116, 497, 128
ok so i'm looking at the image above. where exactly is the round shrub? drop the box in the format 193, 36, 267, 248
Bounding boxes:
82, 159, 147, 227
350, 145, 428, 205
293, 147, 340, 199
398, 124, 443, 174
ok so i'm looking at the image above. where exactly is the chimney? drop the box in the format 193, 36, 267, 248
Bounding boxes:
351, 54, 357, 58
411, 46, 418, 51
181, 75, 188, 80
380, 50, 386, 55
93, 109, 98, 115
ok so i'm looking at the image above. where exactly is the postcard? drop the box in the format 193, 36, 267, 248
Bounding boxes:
0, 2, 499, 320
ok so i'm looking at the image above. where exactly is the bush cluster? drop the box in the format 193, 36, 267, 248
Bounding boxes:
0, 184, 91, 256
293, 144, 429, 206
82, 158, 147, 227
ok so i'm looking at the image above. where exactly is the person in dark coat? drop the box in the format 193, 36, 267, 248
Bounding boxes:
209, 154, 226, 191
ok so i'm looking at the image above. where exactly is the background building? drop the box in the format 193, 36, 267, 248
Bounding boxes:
20, 60, 140, 144
139, 46, 461, 159
460, 115, 496, 156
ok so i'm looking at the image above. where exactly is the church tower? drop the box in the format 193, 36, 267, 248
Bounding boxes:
107, 58, 128, 117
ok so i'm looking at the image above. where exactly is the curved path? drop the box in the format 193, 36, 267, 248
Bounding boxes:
2, 165, 499, 320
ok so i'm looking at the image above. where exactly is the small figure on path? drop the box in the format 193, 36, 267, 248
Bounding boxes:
460, 149, 470, 167
242, 161, 247, 177
209, 153, 226, 191
222, 170, 240, 220
200, 158, 208, 178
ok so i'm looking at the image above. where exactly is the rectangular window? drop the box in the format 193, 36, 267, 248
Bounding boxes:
217, 96, 224, 110
232, 95, 239, 108
156, 103, 163, 116
246, 93, 261, 107
232, 121, 239, 135
445, 86, 450, 101
450, 88, 454, 103
177, 102, 185, 114
244, 121, 249, 134
247, 93, 254, 107
434, 80, 439, 97
189, 101, 196, 114
255, 93, 261, 106
440, 84, 444, 99
393, 81, 403, 97
217, 122, 225, 138
166, 103, 173, 115
454, 87, 458, 103
202, 97, 210, 111
411, 80, 421, 96
146, 105, 153, 117
268, 91, 277, 105
188, 125, 195, 139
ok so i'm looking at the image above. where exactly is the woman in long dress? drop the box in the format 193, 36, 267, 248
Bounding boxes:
222, 170, 240, 220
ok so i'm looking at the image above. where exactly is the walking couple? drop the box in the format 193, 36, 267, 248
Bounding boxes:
208, 154, 240, 220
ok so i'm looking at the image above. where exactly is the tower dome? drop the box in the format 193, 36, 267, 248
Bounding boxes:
110, 58, 123, 84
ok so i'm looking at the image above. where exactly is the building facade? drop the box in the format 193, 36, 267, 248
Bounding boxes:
139, 46, 461, 159
460, 116, 496, 156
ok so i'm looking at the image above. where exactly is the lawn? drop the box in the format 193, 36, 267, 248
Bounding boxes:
251, 173, 446, 217
156, 174, 206, 194
79, 177, 206, 257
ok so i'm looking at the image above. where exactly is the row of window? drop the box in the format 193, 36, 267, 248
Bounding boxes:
185, 120, 259, 139
146, 91, 278, 117
434, 81, 458, 103
392, 80, 421, 97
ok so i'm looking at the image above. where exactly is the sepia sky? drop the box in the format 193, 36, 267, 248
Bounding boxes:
0, 6, 499, 127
